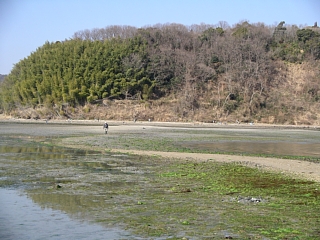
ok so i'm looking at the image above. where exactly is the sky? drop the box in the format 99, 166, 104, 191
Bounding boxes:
0, 0, 319, 74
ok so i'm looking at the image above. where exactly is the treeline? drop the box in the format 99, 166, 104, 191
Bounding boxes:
1, 37, 153, 108
1, 21, 319, 121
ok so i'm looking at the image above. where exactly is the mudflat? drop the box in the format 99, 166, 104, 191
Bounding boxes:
1, 118, 319, 182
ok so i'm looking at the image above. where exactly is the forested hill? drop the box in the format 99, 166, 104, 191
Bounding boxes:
1, 22, 320, 124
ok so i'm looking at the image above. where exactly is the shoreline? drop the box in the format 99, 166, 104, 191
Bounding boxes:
1, 119, 319, 182
1, 115, 319, 130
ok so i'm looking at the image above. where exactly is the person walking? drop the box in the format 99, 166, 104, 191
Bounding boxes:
103, 121, 109, 134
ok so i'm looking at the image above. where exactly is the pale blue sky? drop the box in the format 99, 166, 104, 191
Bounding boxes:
1, 0, 319, 74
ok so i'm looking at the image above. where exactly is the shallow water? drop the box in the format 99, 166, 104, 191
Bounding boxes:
0, 188, 128, 240
0, 135, 143, 239
175, 128, 320, 157
184, 141, 320, 157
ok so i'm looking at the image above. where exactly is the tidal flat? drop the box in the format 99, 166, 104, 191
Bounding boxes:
0, 121, 320, 239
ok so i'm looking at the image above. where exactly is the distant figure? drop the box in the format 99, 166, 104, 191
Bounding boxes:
103, 121, 109, 134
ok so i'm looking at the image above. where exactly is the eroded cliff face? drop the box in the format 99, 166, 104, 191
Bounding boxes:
277, 62, 320, 125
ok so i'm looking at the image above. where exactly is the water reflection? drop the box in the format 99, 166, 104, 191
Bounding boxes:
0, 188, 130, 240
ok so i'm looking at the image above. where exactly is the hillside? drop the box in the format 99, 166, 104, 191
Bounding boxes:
0, 22, 319, 125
